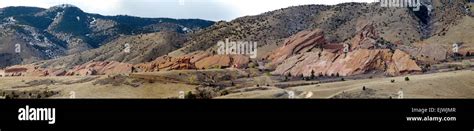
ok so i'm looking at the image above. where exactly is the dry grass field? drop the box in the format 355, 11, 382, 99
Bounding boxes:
220, 70, 474, 99
1, 68, 473, 99
0, 75, 196, 98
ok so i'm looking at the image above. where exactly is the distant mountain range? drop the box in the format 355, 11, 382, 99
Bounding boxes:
0, 4, 214, 68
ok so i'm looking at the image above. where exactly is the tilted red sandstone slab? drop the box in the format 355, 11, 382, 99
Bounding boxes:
386, 49, 423, 76
65, 61, 132, 76
135, 51, 250, 71
195, 54, 249, 69
266, 29, 326, 67
272, 49, 390, 77
271, 49, 422, 77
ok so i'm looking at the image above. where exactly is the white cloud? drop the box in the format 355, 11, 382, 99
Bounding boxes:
0, 0, 376, 21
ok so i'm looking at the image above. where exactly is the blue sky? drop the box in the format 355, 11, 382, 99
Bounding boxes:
0, 0, 375, 21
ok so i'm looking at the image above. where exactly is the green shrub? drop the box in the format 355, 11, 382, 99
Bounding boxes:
248, 63, 256, 69
185, 91, 196, 99
265, 72, 271, 76
462, 61, 471, 69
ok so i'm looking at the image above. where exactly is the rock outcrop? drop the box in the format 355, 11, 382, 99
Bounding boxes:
273, 49, 386, 76
134, 51, 207, 72
4, 51, 252, 76
270, 24, 422, 77
135, 51, 250, 72
195, 55, 231, 69
266, 29, 326, 66
4, 65, 49, 76
195, 55, 250, 69
349, 22, 378, 50
65, 61, 132, 76
386, 50, 422, 76
272, 49, 421, 77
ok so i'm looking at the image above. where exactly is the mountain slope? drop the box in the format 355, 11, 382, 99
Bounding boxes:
169, 2, 426, 58
37, 31, 186, 69
0, 4, 214, 68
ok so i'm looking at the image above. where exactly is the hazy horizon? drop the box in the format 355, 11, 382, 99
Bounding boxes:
0, 0, 376, 21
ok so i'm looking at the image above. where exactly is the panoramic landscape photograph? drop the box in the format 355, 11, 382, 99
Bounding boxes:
0, 0, 473, 99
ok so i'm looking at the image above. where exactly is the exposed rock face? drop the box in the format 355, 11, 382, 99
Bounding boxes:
330, 49, 392, 76
151, 56, 196, 71
4, 65, 48, 76
4, 52, 251, 76
386, 50, 422, 76
4, 66, 31, 76
65, 61, 132, 76
272, 49, 390, 76
350, 22, 378, 50
189, 52, 212, 63
135, 51, 211, 72
195, 55, 250, 69
272, 49, 421, 77
266, 29, 326, 66
135, 51, 250, 72
270, 24, 421, 77
195, 55, 231, 69
231, 55, 251, 68
50, 69, 67, 76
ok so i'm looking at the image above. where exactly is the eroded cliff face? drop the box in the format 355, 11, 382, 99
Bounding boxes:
268, 23, 422, 77
266, 29, 327, 67
134, 51, 250, 72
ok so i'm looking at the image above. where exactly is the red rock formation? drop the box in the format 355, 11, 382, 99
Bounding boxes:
4, 66, 29, 76
272, 49, 421, 77
273, 49, 390, 76
231, 55, 250, 68
350, 22, 377, 50
195, 55, 231, 69
4, 65, 49, 76
65, 61, 132, 76
135, 51, 250, 71
189, 51, 212, 63
266, 29, 326, 66
135, 55, 197, 72
322, 43, 345, 53
386, 50, 422, 76
194, 55, 249, 69
270, 22, 421, 77
50, 69, 67, 76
